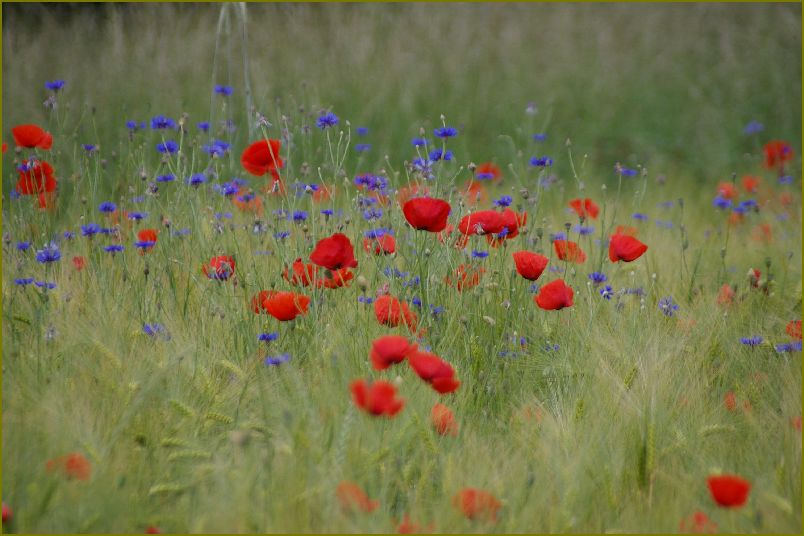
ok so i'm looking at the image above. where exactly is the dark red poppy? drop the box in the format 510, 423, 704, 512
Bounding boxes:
553, 240, 586, 263
786, 320, 802, 340
568, 198, 599, 220
336, 481, 380, 513
202, 255, 236, 280
137, 229, 158, 254
363, 234, 396, 255
535, 279, 574, 310
431, 403, 458, 436
12, 124, 52, 149
458, 210, 506, 236
742, 175, 760, 194
707, 474, 751, 508
144, 527, 162, 534
763, 140, 794, 170
46, 452, 91, 480
310, 233, 358, 270
16, 159, 56, 195
512, 251, 549, 281
402, 197, 451, 232
452, 488, 501, 522
251, 291, 310, 321
485, 209, 528, 247
2, 503, 12, 524
445, 264, 485, 291
241, 138, 283, 177
609, 233, 647, 262
350, 379, 405, 417
679, 511, 718, 534
407, 349, 460, 394
370, 335, 414, 370
374, 295, 418, 332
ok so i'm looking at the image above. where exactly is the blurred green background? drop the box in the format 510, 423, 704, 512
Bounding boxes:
2, 2, 801, 180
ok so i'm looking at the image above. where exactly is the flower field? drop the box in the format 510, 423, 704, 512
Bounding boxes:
1, 3, 801, 533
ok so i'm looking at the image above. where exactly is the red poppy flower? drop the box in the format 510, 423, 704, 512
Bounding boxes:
486, 209, 528, 246
717, 182, 737, 200
336, 481, 380, 513
452, 488, 501, 522
763, 140, 794, 170
202, 255, 236, 281
407, 349, 460, 394
609, 233, 648, 262
402, 197, 451, 232
748, 268, 761, 288
283, 258, 318, 287
568, 198, 599, 220
553, 240, 586, 263
679, 511, 718, 534
458, 210, 506, 236
786, 320, 802, 340
350, 379, 405, 417
707, 474, 751, 508
370, 335, 414, 370
317, 269, 354, 289
144, 527, 162, 534
46, 452, 92, 480
137, 228, 158, 254
1, 143, 6, 154
445, 264, 485, 291
535, 279, 574, 310
724, 391, 737, 411
374, 295, 418, 332
431, 403, 458, 436
241, 138, 283, 177
460, 180, 489, 206
72, 256, 87, 271
310, 233, 358, 270
512, 251, 549, 281
16, 159, 56, 195
716, 284, 735, 306
252, 291, 310, 321
2, 503, 12, 524
741, 175, 760, 194
363, 234, 396, 255
396, 514, 432, 534
12, 124, 53, 149
476, 161, 501, 182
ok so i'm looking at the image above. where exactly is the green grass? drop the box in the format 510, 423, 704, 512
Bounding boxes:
1, 3, 801, 533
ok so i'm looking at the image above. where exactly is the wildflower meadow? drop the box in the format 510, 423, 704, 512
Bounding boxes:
1, 3, 802, 534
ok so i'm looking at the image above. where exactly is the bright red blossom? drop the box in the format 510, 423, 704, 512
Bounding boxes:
251, 291, 310, 321
609, 233, 648, 262
363, 234, 396, 255
2, 503, 11, 524
310, 233, 358, 270
679, 511, 718, 534
707, 474, 751, 508
452, 488, 502, 522
12, 124, 53, 149
402, 197, 451, 232
763, 140, 794, 170
786, 320, 802, 340
370, 335, 414, 371
46, 452, 91, 480
553, 240, 586, 263
431, 403, 458, 436
512, 251, 549, 281
535, 279, 574, 310
241, 138, 283, 178
202, 255, 236, 281
350, 379, 405, 417
407, 350, 460, 394
445, 264, 485, 291
568, 198, 599, 220
374, 295, 418, 332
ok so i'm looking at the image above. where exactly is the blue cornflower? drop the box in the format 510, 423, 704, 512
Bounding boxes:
530, 156, 553, 167
215, 212, 233, 220
274, 231, 291, 240
476, 171, 496, 181
532, 133, 547, 141
203, 139, 231, 157
99, 202, 117, 213
494, 227, 510, 240
258, 332, 280, 342
35, 243, 61, 263
588, 272, 607, 285
63, 231, 75, 240
363, 208, 383, 221
156, 174, 175, 183
143, 323, 169, 339
16, 241, 31, 251
104, 245, 125, 253
236, 192, 255, 203
738, 199, 757, 211
411, 137, 429, 147
529, 283, 540, 293
744, 120, 764, 135
545, 343, 560, 352
471, 250, 489, 259
197, 121, 210, 132
215, 181, 239, 196
573, 224, 595, 236
655, 220, 674, 229
776, 341, 803, 353
125, 120, 140, 130
186, 174, 206, 186
45, 80, 66, 92
493, 195, 513, 208
83, 144, 98, 153
156, 140, 179, 154
600, 285, 614, 300
131, 196, 146, 203
411, 297, 423, 307
549, 232, 567, 242
127, 212, 148, 221
712, 195, 732, 210
618, 166, 638, 177
320, 209, 335, 217
779, 175, 794, 185
658, 296, 679, 317
81, 223, 102, 237
135, 240, 156, 250
292, 211, 308, 222
403, 276, 421, 288
632, 213, 649, 221
430, 305, 445, 317
356, 126, 369, 136
316, 112, 339, 130
173, 228, 191, 237
358, 295, 374, 304
14, 278, 35, 286
214, 85, 233, 96
739, 336, 763, 347
151, 115, 177, 129
264, 353, 291, 366
434, 126, 457, 138
428, 148, 453, 161
34, 281, 57, 290
355, 144, 371, 153
364, 228, 393, 239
